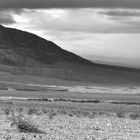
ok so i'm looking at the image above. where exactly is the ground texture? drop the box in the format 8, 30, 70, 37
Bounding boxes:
0, 106, 139, 140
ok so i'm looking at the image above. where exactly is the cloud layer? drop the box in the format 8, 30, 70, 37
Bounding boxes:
0, 11, 16, 24
1, 0, 140, 9
6, 9, 140, 33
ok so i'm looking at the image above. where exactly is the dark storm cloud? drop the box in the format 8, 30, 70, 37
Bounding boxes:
0, 8, 25, 25
0, 0, 140, 9
0, 11, 16, 24
99, 10, 140, 17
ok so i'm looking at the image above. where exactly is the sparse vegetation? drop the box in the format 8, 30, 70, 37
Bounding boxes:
27, 98, 50, 102
57, 109, 67, 115
111, 101, 140, 106
27, 107, 41, 115
98, 112, 113, 117
0, 104, 139, 139
116, 112, 126, 118
129, 113, 140, 120
3, 107, 13, 115
47, 110, 57, 120
42, 108, 49, 114
16, 107, 24, 113
53, 98, 100, 103
11, 115, 45, 134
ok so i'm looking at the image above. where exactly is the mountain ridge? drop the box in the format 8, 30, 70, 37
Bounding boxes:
0, 25, 93, 67
1, 24, 140, 72
1, 25, 140, 84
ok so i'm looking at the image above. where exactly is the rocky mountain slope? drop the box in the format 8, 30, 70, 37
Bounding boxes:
0, 25, 93, 67
0, 24, 140, 84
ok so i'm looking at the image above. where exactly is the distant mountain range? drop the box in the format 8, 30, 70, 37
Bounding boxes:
0, 24, 140, 85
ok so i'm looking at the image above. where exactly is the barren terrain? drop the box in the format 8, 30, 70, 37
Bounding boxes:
0, 72, 139, 140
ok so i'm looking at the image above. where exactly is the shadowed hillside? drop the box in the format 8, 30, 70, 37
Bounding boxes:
0, 25, 93, 67
1, 24, 140, 85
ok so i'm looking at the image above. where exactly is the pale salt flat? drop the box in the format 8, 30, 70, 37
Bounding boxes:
1, 80, 140, 94
67, 86, 140, 94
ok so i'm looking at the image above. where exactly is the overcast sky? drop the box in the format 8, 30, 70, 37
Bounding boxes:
1, 0, 140, 67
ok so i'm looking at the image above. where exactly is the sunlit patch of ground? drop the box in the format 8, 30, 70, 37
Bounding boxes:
0, 80, 140, 94
68, 85, 140, 94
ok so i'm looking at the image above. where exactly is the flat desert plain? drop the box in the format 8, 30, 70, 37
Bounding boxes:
0, 72, 139, 140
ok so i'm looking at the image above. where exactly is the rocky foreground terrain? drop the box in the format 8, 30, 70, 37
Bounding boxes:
0, 106, 139, 140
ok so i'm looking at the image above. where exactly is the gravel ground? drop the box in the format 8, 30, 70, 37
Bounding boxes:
0, 108, 140, 140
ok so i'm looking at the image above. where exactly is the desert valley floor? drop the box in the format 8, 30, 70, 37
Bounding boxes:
0, 72, 139, 140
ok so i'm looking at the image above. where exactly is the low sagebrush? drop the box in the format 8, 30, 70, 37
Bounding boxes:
11, 115, 45, 134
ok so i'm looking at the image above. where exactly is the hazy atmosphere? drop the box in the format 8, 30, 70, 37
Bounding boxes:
0, 0, 140, 67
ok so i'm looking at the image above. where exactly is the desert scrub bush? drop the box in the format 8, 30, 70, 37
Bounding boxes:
69, 109, 86, 118
3, 106, 13, 115
116, 112, 126, 118
57, 109, 67, 115
27, 107, 42, 115
129, 113, 140, 120
16, 107, 24, 113
42, 108, 49, 114
98, 112, 111, 117
70, 110, 90, 118
6, 102, 14, 105
47, 110, 57, 120
11, 115, 45, 134
89, 112, 97, 119
80, 110, 91, 118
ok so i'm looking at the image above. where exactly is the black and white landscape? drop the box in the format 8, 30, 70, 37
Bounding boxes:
0, 1, 140, 140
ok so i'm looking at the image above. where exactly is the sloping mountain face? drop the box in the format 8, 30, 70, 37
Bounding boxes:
0, 25, 93, 67
1, 24, 140, 85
